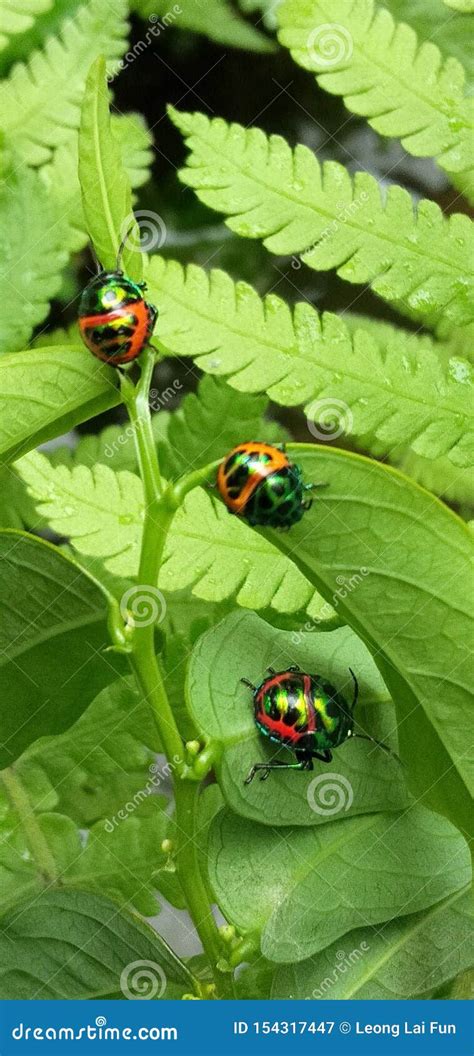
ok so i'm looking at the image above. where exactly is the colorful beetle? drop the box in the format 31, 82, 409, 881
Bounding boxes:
78, 234, 157, 365
216, 442, 322, 528
241, 666, 395, 783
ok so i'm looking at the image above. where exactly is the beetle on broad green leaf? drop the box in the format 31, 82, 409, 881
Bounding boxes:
216, 441, 325, 529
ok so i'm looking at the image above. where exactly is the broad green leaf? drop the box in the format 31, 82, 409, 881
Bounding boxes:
0, 346, 120, 465
169, 109, 474, 332
0, 889, 194, 998
209, 804, 471, 961
17, 451, 144, 577
0, 167, 68, 353
187, 611, 408, 825
265, 446, 474, 839
384, 1, 474, 92
79, 56, 142, 282
149, 258, 473, 470
132, 0, 276, 51
0, 0, 52, 51
0, 531, 124, 766
277, 0, 474, 202
272, 886, 474, 999
443, 0, 474, 10
0, 797, 79, 914
0, 0, 129, 165
41, 113, 154, 256
14, 677, 160, 826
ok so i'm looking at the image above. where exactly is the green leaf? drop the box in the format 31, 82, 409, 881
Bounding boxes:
0, 0, 52, 51
161, 488, 334, 623
272, 886, 474, 998
0, 889, 194, 998
16, 451, 335, 624
238, 0, 282, 30
187, 611, 408, 825
0, 0, 83, 73
169, 109, 474, 331
41, 113, 154, 256
78, 56, 142, 281
208, 804, 471, 961
158, 375, 287, 479
0, 346, 120, 465
264, 446, 474, 839
14, 677, 160, 826
17, 451, 144, 577
443, 0, 474, 10
0, 0, 129, 165
384, 1, 474, 93
0, 530, 124, 766
132, 0, 276, 51
0, 166, 68, 353
277, 0, 474, 202
149, 258, 473, 470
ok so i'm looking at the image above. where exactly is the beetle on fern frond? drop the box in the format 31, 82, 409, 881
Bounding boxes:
217, 442, 325, 529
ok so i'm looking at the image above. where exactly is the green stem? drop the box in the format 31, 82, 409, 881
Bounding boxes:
1, 768, 57, 885
120, 349, 232, 997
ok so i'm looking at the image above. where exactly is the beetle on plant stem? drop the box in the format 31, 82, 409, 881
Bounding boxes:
241, 665, 398, 784
78, 228, 158, 365
216, 441, 325, 529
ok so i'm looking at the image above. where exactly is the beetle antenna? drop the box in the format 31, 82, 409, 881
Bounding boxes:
116, 222, 136, 271
90, 242, 103, 275
353, 732, 401, 764
240, 677, 256, 690
349, 667, 359, 711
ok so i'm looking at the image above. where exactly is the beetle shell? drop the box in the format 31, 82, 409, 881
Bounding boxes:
253, 670, 353, 754
78, 271, 157, 365
217, 442, 308, 528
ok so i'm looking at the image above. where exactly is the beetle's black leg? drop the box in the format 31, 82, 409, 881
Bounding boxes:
349, 667, 359, 712
305, 481, 328, 491
266, 666, 276, 674
302, 497, 313, 511
352, 733, 401, 764
310, 749, 333, 763
244, 758, 311, 784
240, 677, 256, 690
287, 664, 301, 672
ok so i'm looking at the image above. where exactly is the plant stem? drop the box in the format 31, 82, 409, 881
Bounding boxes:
120, 348, 232, 997
1, 768, 57, 885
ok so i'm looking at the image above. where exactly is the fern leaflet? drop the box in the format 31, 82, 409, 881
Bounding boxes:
132, 0, 275, 50
147, 257, 474, 474
0, 0, 52, 51
0, 0, 129, 164
170, 108, 474, 332
277, 0, 474, 202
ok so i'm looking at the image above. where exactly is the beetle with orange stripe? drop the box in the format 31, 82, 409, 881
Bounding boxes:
78, 231, 157, 366
216, 441, 322, 529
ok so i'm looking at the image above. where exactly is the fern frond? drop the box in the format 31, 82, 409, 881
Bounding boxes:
148, 257, 474, 473
238, 0, 282, 30
0, 0, 129, 165
0, 167, 68, 353
132, 0, 275, 51
40, 114, 154, 255
0, 0, 52, 51
16, 452, 143, 577
277, 0, 474, 202
170, 108, 474, 332
384, 1, 473, 93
